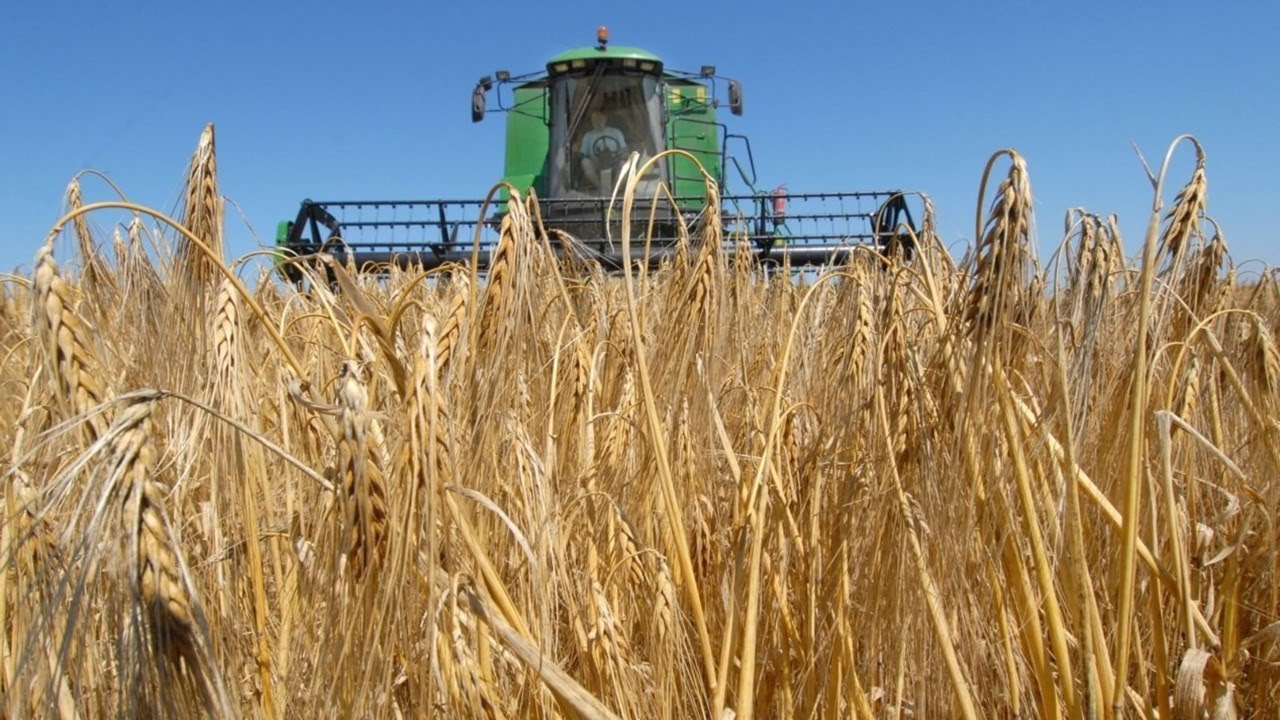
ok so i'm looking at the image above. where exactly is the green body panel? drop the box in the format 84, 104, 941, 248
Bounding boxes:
502, 85, 550, 198
274, 220, 291, 267
665, 81, 720, 205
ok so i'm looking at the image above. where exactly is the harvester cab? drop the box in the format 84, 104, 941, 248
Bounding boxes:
473, 26, 742, 206
276, 28, 915, 279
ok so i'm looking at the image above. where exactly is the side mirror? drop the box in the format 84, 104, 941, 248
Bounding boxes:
728, 79, 743, 116
471, 84, 486, 123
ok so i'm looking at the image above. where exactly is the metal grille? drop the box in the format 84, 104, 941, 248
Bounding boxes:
279, 191, 912, 274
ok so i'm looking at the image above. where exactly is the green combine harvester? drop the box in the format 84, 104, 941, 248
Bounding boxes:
276, 28, 915, 278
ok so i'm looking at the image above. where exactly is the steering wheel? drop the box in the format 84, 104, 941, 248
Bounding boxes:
591, 135, 623, 167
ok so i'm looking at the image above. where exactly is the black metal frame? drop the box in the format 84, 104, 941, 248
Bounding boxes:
276, 191, 916, 280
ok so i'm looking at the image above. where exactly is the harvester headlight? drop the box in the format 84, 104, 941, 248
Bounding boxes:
553, 62, 569, 73
700, 65, 715, 77
571, 59, 587, 69
495, 69, 510, 81
622, 58, 637, 68
639, 61, 655, 72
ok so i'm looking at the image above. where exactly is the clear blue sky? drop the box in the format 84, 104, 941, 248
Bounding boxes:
3, 0, 1277, 275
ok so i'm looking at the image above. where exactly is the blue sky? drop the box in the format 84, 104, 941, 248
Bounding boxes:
3, 0, 1277, 275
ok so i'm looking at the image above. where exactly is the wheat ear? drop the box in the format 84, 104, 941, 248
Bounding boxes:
177, 124, 224, 288
967, 150, 1033, 340
1159, 156, 1207, 264
32, 242, 110, 440
475, 208, 522, 359
435, 277, 468, 376
112, 400, 196, 652
65, 179, 112, 300
335, 360, 388, 577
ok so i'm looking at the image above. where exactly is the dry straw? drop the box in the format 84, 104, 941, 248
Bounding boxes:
5, 127, 1278, 718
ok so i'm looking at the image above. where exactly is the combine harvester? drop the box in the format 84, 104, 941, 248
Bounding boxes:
276, 28, 916, 278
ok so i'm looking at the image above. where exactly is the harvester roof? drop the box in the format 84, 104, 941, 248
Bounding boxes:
545, 45, 662, 65
544, 27, 663, 75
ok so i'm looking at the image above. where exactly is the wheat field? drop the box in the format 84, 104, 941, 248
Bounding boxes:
1, 125, 1276, 718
